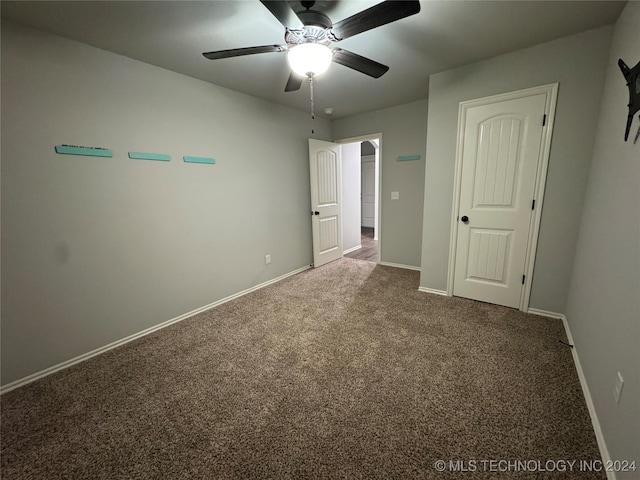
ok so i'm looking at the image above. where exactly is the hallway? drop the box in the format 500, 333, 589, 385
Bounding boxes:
345, 227, 378, 263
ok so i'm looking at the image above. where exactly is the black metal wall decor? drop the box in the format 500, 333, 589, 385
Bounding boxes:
618, 58, 640, 142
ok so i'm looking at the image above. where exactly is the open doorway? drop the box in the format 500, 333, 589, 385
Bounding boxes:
338, 135, 380, 264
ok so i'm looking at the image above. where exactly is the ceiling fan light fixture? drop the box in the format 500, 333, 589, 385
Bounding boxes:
287, 43, 332, 77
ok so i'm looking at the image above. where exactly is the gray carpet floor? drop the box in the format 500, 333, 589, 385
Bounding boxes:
1, 258, 603, 479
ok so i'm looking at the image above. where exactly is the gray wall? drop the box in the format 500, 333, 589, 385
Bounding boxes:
420, 26, 612, 312
341, 142, 361, 252
565, 2, 640, 474
0, 22, 331, 386
332, 100, 428, 268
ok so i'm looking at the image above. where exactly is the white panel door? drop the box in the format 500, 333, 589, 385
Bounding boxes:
453, 93, 546, 308
361, 160, 375, 228
309, 139, 343, 268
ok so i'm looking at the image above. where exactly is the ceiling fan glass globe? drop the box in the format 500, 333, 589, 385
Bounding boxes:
287, 43, 332, 77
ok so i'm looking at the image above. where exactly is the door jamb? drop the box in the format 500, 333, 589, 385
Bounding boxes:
446, 84, 558, 311
335, 133, 383, 264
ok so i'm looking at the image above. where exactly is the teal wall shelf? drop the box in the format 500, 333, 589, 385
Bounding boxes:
183, 156, 215, 165
55, 145, 113, 157
397, 155, 421, 162
129, 152, 171, 162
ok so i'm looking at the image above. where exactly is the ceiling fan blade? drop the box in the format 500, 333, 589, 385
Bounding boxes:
284, 72, 304, 92
330, 0, 420, 41
260, 0, 304, 30
203, 45, 286, 60
332, 49, 389, 78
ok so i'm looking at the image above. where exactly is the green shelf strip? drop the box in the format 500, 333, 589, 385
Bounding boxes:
129, 152, 171, 162
183, 156, 215, 165
55, 145, 113, 158
397, 155, 421, 162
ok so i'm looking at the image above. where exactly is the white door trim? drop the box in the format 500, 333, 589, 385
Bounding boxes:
335, 133, 383, 263
446, 84, 558, 311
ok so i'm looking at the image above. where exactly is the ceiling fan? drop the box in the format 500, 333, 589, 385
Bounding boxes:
202, 0, 421, 92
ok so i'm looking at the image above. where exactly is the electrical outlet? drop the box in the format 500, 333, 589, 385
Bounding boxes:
391, 191, 399, 200
613, 371, 624, 404
265, 254, 271, 265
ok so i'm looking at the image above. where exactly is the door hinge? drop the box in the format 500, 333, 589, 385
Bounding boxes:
522, 275, 526, 285
532, 199, 536, 210
542, 114, 547, 126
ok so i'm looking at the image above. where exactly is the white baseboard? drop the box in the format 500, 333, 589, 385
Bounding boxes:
0, 265, 312, 395
378, 261, 421, 271
343, 244, 362, 255
417, 286, 448, 296
527, 308, 614, 480
527, 308, 564, 320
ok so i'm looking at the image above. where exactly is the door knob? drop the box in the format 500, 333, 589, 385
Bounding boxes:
311, 211, 320, 216
461, 215, 469, 223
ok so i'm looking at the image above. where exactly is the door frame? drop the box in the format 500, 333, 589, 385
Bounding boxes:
446, 84, 558, 311
335, 133, 382, 263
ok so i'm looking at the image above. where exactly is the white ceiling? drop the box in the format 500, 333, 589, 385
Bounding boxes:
1, 0, 625, 119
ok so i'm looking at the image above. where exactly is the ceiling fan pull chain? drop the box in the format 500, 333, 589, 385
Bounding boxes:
309, 74, 315, 133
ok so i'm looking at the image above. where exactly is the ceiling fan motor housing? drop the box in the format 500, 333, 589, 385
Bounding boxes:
298, 9, 331, 29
